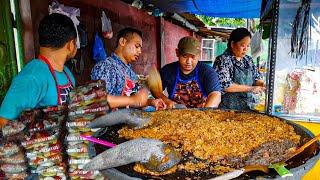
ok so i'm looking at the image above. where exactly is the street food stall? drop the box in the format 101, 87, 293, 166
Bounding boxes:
261, 0, 320, 178
0, 0, 319, 179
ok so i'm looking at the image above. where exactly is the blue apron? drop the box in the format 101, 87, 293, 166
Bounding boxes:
170, 65, 207, 108
220, 62, 254, 110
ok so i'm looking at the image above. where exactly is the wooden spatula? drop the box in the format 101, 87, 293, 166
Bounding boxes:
212, 133, 320, 180
285, 133, 320, 162
211, 165, 269, 180
268, 133, 320, 177
147, 66, 163, 94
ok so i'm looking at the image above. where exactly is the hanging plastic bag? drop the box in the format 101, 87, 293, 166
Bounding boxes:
49, 1, 81, 48
92, 33, 107, 63
101, 11, 113, 39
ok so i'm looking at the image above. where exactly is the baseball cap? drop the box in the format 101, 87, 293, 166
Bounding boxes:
177, 36, 201, 56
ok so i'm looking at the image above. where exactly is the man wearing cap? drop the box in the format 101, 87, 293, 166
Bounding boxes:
153, 36, 221, 108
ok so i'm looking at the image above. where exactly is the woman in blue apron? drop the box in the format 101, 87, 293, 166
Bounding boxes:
214, 28, 265, 111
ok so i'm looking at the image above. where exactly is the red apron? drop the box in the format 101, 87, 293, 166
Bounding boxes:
38, 55, 73, 105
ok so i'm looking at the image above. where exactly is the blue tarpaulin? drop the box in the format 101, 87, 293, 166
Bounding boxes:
145, 0, 262, 18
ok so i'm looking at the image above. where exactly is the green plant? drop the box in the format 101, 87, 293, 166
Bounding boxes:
197, 15, 246, 27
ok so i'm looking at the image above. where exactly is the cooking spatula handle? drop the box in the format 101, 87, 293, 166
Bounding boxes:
287, 133, 320, 161
80, 134, 117, 148
209, 169, 245, 180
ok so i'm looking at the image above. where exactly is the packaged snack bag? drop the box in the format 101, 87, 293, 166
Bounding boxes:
22, 129, 60, 149
5, 172, 28, 180
2, 121, 25, 137
1, 163, 27, 174
1, 151, 26, 164
0, 142, 20, 157
69, 80, 106, 104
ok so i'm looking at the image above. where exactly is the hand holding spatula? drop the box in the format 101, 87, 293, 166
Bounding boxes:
147, 66, 185, 109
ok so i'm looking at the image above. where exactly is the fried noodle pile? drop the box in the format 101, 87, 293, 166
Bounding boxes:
119, 109, 300, 173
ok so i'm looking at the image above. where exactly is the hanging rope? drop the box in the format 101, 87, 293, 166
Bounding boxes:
290, 0, 311, 61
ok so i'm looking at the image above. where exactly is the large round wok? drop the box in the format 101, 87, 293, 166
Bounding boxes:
88, 109, 320, 179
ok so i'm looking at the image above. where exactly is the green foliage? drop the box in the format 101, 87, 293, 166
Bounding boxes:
197, 15, 246, 27
197, 15, 215, 26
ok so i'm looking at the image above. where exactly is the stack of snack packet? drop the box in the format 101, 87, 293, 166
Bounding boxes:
66, 80, 107, 179
0, 121, 29, 179
20, 106, 68, 179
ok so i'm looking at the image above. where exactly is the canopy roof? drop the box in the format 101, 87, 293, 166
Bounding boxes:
144, 0, 263, 18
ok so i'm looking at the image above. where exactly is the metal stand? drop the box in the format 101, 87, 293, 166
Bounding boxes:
266, 0, 280, 115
